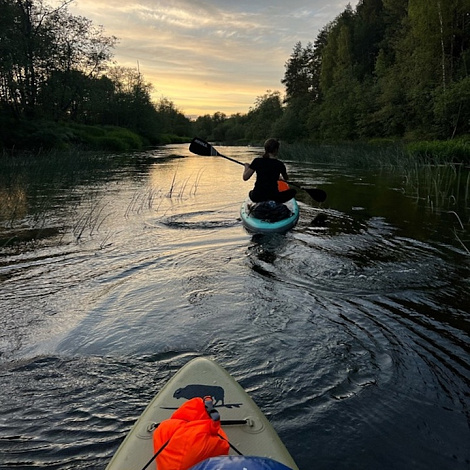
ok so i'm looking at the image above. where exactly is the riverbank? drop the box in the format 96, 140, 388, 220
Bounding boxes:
280, 139, 470, 167
0, 118, 190, 153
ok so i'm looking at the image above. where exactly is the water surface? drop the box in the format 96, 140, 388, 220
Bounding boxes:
0, 144, 469, 470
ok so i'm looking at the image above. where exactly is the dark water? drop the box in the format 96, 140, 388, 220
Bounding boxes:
0, 145, 469, 470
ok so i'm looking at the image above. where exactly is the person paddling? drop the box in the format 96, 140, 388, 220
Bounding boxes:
243, 138, 297, 204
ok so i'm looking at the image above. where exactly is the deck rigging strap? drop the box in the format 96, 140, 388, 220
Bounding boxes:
139, 402, 248, 470
249, 201, 292, 222
141, 428, 169, 470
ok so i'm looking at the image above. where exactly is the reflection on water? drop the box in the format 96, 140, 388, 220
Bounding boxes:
0, 145, 469, 470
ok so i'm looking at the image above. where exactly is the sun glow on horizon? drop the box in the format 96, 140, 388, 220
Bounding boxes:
68, 0, 359, 117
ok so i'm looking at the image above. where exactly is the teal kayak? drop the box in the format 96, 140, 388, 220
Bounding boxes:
240, 197, 299, 234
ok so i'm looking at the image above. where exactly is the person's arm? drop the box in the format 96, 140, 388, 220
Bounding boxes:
280, 162, 289, 181
243, 163, 255, 181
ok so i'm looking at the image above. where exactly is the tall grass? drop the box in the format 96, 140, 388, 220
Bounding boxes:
406, 139, 470, 164
125, 169, 204, 219
280, 140, 409, 169
0, 150, 131, 248
402, 162, 469, 209
281, 138, 470, 167
165, 169, 204, 200
68, 123, 145, 151
71, 197, 112, 242
125, 188, 164, 217
2, 120, 146, 152
281, 140, 469, 253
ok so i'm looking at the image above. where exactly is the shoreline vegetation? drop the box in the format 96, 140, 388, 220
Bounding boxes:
0, 0, 469, 252
1, 0, 469, 158
0, 141, 468, 255
0, 119, 191, 154
280, 140, 470, 254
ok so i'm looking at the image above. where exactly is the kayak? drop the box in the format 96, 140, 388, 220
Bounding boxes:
240, 198, 299, 234
240, 182, 299, 234
105, 357, 298, 470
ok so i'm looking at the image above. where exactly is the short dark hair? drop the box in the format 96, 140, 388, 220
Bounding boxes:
263, 138, 280, 157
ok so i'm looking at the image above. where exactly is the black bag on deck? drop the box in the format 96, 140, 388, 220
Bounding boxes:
250, 201, 292, 222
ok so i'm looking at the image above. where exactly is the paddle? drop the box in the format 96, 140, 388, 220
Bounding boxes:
189, 137, 327, 203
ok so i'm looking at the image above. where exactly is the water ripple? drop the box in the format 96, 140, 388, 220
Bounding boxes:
1, 147, 469, 470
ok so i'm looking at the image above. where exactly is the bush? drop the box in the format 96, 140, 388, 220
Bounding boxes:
67, 124, 144, 151
155, 134, 191, 145
0, 119, 147, 152
94, 135, 129, 151
104, 127, 144, 150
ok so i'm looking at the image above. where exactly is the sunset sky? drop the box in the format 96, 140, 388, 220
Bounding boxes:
68, 0, 359, 118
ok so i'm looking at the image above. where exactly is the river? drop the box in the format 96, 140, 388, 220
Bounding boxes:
0, 144, 469, 470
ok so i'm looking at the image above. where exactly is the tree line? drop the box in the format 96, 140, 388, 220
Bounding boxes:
1, 0, 469, 152
0, 0, 192, 150
197, 0, 470, 144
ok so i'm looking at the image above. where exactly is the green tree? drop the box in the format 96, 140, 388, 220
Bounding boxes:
193, 114, 214, 140
245, 91, 283, 141
281, 41, 317, 103
224, 113, 248, 142
318, 7, 361, 139
383, 0, 470, 138
103, 66, 160, 139
0, 0, 115, 120
281, 40, 325, 140
278, 0, 470, 141
273, 97, 311, 142
353, 0, 385, 79
372, 50, 408, 137
155, 97, 192, 137
434, 76, 470, 138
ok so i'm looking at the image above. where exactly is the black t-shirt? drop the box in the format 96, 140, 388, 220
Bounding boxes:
249, 157, 287, 200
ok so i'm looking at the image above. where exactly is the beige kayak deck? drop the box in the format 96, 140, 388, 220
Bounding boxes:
105, 357, 299, 470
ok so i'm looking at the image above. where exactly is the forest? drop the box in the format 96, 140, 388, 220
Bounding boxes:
197, 0, 470, 147
0, 0, 192, 151
1, 0, 469, 154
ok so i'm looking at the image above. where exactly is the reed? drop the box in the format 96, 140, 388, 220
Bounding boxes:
125, 188, 164, 217
406, 139, 470, 164
190, 169, 204, 195
280, 140, 406, 169
401, 163, 469, 210
165, 170, 203, 200
448, 211, 470, 254
0, 150, 128, 247
281, 140, 469, 254
71, 197, 112, 242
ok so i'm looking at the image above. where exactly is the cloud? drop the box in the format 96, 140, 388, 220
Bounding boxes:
68, 0, 358, 116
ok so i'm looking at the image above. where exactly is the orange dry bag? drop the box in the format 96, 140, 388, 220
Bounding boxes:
153, 397, 230, 470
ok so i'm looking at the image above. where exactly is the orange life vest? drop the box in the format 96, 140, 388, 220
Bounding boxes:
153, 397, 230, 470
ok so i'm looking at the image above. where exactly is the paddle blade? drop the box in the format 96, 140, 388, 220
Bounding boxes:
189, 137, 219, 157
305, 187, 327, 203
